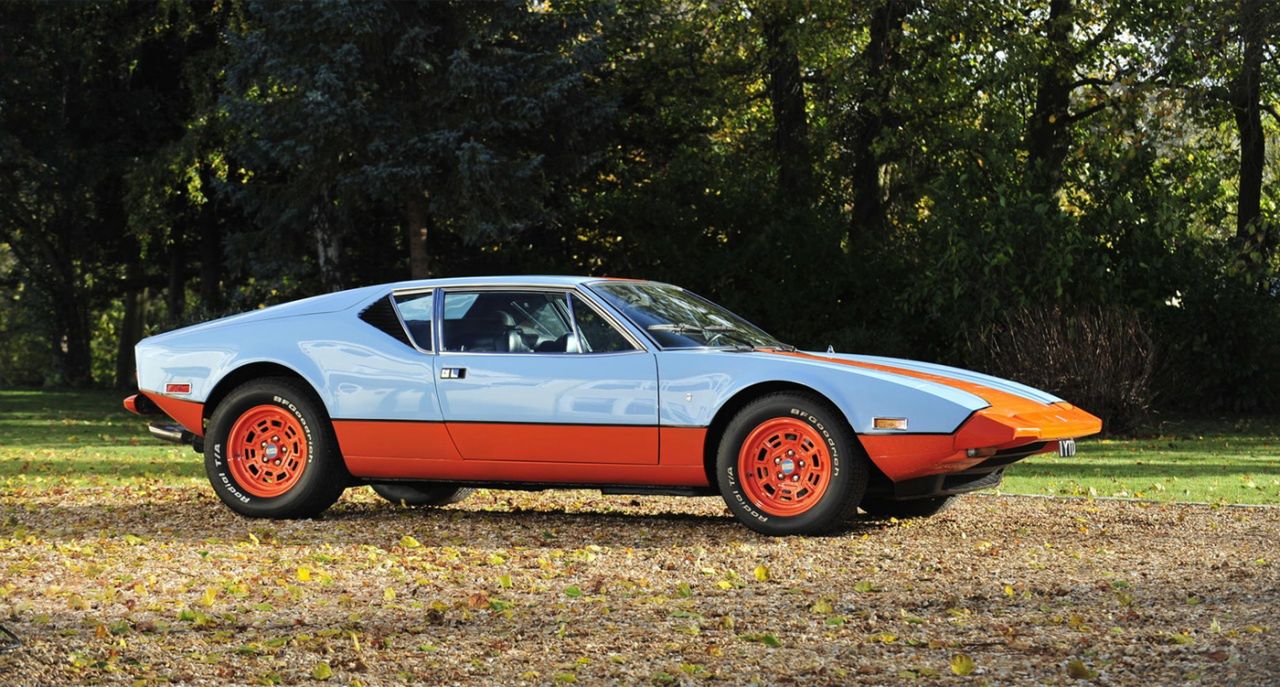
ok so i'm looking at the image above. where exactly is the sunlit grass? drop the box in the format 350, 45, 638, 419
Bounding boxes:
1002, 417, 1280, 505
3, 389, 1279, 505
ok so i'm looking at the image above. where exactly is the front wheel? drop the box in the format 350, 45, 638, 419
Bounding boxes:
204, 378, 347, 518
372, 483, 474, 508
715, 393, 868, 536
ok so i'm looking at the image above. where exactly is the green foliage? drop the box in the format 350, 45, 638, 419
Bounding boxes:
221, 0, 612, 289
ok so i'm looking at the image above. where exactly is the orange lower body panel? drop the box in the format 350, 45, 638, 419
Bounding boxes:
335, 420, 711, 487
142, 392, 205, 437
446, 422, 659, 465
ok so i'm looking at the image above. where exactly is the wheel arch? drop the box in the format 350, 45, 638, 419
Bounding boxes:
700, 381, 891, 489
202, 361, 328, 423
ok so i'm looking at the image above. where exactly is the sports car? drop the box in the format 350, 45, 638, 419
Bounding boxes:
124, 276, 1101, 535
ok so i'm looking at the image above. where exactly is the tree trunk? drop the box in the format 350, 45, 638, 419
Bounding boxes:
199, 176, 224, 313
851, 0, 910, 242
167, 227, 186, 321
311, 191, 344, 292
1026, 0, 1075, 197
115, 288, 143, 389
406, 194, 431, 279
1232, 0, 1266, 270
761, 4, 813, 204
49, 281, 93, 387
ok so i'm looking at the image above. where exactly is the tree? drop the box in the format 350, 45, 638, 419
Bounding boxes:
222, 0, 612, 285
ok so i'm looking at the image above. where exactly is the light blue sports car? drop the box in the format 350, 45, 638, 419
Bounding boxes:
124, 276, 1100, 535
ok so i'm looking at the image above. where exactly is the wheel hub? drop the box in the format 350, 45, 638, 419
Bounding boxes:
226, 405, 308, 498
737, 417, 833, 517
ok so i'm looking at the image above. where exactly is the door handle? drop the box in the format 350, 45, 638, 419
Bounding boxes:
440, 367, 466, 379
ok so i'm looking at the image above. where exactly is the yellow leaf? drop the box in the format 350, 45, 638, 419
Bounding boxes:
247, 532, 260, 546
498, 574, 513, 589
296, 567, 312, 582
810, 599, 833, 615
1003, 585, 1015, 597
716, 580, 733, 590
950, 653, 976, 676
311, 661, 333, 680
383, 588, 396, 601
399, 535, 421, 549
200, 587, 219, 607
1066, 658, 1098, 679
753, 565, 770, 582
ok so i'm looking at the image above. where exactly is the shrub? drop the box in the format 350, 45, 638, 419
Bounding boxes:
973, 306, 1154, 435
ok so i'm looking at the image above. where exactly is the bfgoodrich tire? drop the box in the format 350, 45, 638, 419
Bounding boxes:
372, 483, 474, 508
716, 393, 868, 536
204, 377, 347, 519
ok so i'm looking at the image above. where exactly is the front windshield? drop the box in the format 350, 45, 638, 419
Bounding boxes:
590, 281, 787, 349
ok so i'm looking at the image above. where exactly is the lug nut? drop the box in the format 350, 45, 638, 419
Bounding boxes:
791, 474, 800, 482
798, 460, 805, 468
777, 472, 785, 481
774, 457, 781, 464
786, 450, 795, 457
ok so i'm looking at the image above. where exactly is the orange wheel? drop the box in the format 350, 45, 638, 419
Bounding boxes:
737, 417, 833, 517
225, 404, 309, 498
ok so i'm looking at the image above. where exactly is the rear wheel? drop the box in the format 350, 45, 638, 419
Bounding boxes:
372, 483, 474, 508
715, 393, 868, 536
860, 495, 955, 519
204, 378, 347, 518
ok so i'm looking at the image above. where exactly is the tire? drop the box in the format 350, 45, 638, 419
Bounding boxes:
715, 392, 868, 536
372, 483, 474, 508
860, 495, 955, 519
204, 377, 347, 519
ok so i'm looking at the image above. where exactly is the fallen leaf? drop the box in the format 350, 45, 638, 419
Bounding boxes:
950, 653, 976, 676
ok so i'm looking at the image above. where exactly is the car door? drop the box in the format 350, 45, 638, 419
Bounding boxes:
434, 288, 660, 464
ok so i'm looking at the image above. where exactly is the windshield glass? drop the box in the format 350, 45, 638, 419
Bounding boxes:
590, 281, 786, 349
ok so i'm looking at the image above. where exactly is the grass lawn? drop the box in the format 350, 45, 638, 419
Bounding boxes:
2, 388, 1279, 505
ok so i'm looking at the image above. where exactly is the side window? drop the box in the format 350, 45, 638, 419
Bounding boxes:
393, 292, 434, 350
570, 294, 637, 353
441, 291, 574, 353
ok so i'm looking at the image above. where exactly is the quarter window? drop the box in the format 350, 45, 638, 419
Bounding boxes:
392, 292, 434, 350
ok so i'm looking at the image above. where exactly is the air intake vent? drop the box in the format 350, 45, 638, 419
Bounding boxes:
359, 296, 413, 347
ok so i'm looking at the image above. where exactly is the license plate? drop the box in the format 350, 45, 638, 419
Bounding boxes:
1058, 439, 1077, 457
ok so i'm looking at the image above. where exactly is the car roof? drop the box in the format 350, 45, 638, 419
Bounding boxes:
373, 275, 650, 291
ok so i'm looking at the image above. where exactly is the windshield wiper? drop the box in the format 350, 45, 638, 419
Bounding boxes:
647, 323, 755, 350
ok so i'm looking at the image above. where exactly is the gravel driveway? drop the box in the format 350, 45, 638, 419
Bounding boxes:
1, 487, 1276, 685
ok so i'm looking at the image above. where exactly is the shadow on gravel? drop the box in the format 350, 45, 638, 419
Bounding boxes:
2, 495, 896, 547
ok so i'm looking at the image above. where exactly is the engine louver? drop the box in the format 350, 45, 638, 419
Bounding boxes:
358, 296, 413, 347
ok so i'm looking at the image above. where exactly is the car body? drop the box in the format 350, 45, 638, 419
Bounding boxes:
124, 275, 1101, 534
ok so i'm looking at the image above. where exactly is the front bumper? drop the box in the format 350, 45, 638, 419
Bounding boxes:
859, 402, 1101, 483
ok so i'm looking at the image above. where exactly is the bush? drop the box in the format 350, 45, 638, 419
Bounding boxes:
973, 306, 1155, 435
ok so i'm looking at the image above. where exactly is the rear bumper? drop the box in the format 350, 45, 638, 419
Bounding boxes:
859, 402, 1101, 482
123, 391, 205, 437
